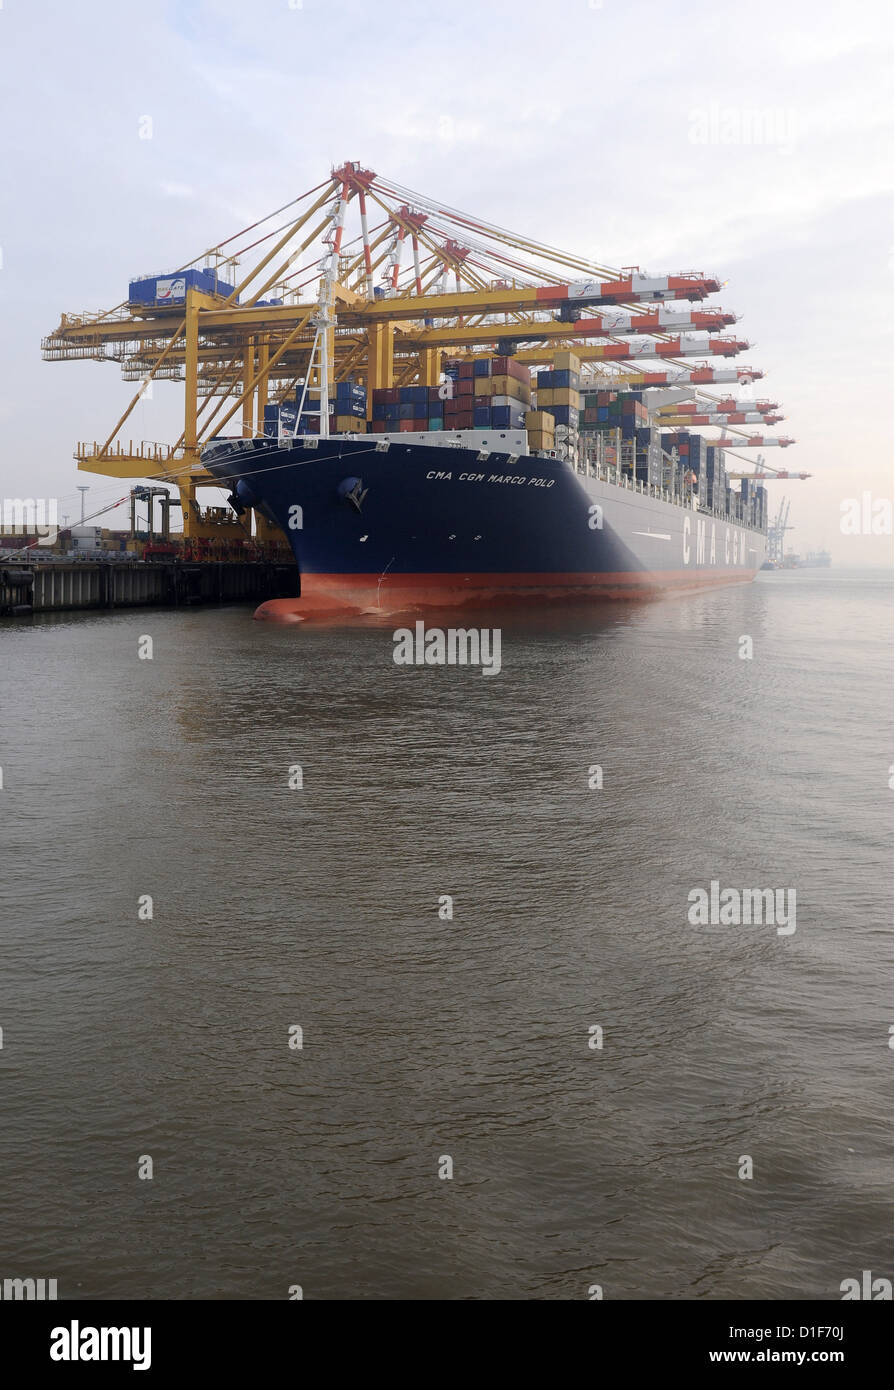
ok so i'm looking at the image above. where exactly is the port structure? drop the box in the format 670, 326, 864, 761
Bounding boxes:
42, 162, 794, 540
767, 496, 794, 565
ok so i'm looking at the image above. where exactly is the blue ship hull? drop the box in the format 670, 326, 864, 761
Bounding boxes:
202, 434, 766, 619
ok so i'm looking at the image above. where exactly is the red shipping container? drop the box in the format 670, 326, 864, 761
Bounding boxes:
458, 362, 475, 379
399, 419, 418, 432
491, 356, 531, 384
457, 378, 474, 396
412, 417, 427, 430
452, 411, 474, 429
372, 420, 386, 433
427, 385, 443, 401
444, 400, 463, 417
373, 387, 400, 404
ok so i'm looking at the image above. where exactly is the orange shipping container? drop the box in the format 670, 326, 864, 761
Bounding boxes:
549, 387, 580, 408
490, 374, 530, 402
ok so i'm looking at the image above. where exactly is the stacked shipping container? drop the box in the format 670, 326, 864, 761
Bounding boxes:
370, 354, 532, 434
581, 388, 654, 479
260, 366, 764, 534
535, 352, 581, 461
524, 410, 556, 452
580, 390, 649, 437
264, 380, 368, 437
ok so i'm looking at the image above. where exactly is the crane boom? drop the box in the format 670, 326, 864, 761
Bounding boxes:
39, 159, 796, 540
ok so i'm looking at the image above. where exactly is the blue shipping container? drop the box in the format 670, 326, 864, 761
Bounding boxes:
550, 369, 580, 390
491, 405, 526, 429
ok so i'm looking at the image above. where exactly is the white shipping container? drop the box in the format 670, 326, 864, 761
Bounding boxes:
71, 526, 102, 551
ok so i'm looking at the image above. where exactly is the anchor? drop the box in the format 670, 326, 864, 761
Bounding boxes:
337, 476, 368, 512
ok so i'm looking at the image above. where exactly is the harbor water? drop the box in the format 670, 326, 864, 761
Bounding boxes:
1, 570, 893, 1299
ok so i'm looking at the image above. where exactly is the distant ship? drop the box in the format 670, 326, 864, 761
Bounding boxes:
778, 549, 832, 570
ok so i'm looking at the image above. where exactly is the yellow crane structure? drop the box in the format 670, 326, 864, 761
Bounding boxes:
42, 162, 759, 544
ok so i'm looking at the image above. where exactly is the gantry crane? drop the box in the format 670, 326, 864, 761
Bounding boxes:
723, 450, 811, 482
767, 496, 794, 564
42, 161, 795, 540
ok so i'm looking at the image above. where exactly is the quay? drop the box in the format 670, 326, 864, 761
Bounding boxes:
0, 557, 296, 618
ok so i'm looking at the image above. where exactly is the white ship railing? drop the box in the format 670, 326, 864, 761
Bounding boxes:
565, 453, 763, 533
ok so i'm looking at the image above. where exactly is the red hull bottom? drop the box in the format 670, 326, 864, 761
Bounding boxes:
254, 569, 758, 622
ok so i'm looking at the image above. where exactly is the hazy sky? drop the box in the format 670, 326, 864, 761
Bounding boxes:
1, 0, 892, 560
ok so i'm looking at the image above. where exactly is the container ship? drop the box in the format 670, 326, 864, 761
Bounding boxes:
41, 162, 795, 604
203, 350, 769, 620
